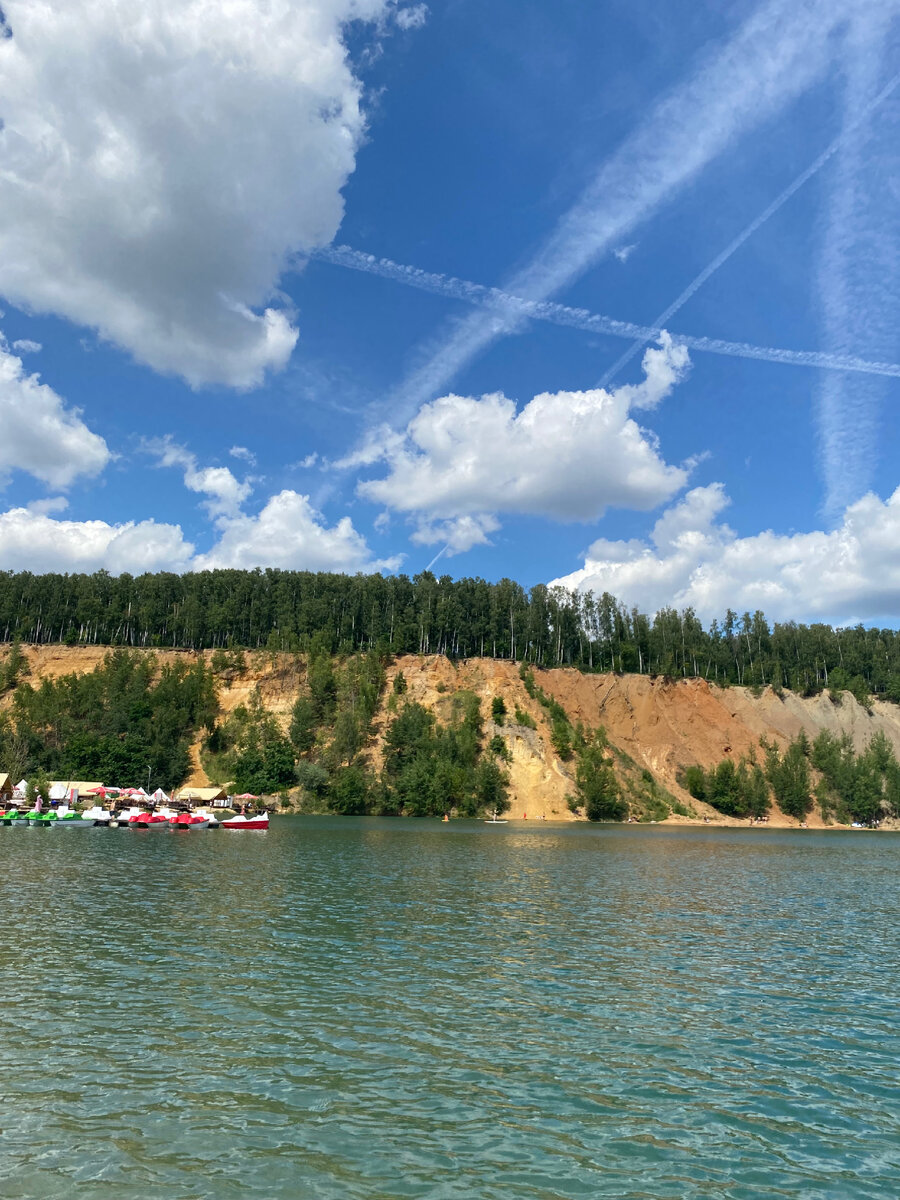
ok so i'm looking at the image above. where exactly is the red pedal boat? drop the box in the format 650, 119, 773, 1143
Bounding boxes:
128, 811, 170, 828
169, 813, 210, 830
221, 812, 269, 831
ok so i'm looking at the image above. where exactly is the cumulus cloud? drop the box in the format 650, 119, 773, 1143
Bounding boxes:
355, 336, 690, 548
0, 335, 110, 487
193, 490, 401, 573
0, 507, 194, 574
410, 514, 501, 555
0, 0, 399, 387
150, 439, 252, 521
0, 487, 399, 576
26, 496, 69, 516
11, 338, 40, 354
551, 482, 900, 624
140, 437, 399, 573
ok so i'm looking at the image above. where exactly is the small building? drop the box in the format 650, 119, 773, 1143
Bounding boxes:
0, 774, 12, 803
176, 786, 227, 807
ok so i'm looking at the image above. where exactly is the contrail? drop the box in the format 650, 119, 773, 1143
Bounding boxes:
598, 66, 900, 388
375, 0, 860, 415
817, 19, 900, 519
425, 543, 450, 572
314, 244, 900, 380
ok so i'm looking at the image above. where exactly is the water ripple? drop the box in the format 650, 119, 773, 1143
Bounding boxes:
1, 821, 898, 1198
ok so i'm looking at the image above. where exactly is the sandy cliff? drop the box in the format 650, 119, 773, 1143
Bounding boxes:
5, 645, 899, 825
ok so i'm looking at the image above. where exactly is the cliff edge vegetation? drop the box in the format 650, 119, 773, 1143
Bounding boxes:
3, 643, 900, 828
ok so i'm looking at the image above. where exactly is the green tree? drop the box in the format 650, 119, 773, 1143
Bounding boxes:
551, 719, 574, 761
683, 765, 707, 800
328, 765, 372, 815
576, 734, 625, 821
289, 695, 317, 754
767, 738, 812, 819
488, 734, 511, 762
474, 757, 510, 814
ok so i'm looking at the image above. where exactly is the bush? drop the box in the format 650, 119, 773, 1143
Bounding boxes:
491, 695, 507, 724
682, 764, 707, 800
296, 761, 330, 796
513, 707, 536, 729
551, 719, 574, 761
328, 765, 372, 815
489, 734, 511, 762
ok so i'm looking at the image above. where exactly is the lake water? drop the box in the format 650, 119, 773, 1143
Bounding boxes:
1, 819, 898, 1199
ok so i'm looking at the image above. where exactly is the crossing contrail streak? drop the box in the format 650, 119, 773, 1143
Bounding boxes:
313, 244, 900, 380
598, 67, 900, 388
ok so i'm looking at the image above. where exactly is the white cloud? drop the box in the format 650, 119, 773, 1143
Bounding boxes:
612, 244, 636, 263
0, 0, 398, 388
11, 338, 40, 354
816, 17, 900, 516
395, 4, 428, 30
193, 490, 402, 573
0, 507, 194, 574
150, 439, 252, 521
410, 514, 500, 555
0, 486, 399, 575
26, 496, 68, 516
0, 335, 110, 487
388, 0, 861, 415
552, 482, 900, 624
142, 437, 398, 573
229, 446, 257, 467
356, 336, 690, 542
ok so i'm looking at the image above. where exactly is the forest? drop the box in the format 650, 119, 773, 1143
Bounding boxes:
0, 649, 218, 791
1, 567, 899, 701
685, 730, 900, 825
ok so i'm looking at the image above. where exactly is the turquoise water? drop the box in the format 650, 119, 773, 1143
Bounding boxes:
1, 819, 898, 1198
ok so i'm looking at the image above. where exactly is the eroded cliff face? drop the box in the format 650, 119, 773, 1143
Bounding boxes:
6, 645, 900, 825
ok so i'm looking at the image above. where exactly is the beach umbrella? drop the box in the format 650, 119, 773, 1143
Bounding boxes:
235, 793, 260, 800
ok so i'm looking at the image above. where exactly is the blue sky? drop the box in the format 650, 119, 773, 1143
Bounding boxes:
0, 0, 899, 622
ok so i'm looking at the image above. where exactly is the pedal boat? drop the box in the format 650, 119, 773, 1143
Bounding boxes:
221, 812, 269, 830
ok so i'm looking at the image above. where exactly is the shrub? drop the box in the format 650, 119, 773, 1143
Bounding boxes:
489, 734, 511, 762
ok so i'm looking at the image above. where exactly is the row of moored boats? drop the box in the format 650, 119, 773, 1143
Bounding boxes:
0, 804, 269, 830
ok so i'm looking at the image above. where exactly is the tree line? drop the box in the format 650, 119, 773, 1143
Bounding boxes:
684, 729, 900, 825
0, 650, 218, 790
2, 567, 900, 700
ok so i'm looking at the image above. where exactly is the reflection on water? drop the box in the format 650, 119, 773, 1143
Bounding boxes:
1, 820, 899, 1198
